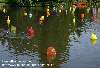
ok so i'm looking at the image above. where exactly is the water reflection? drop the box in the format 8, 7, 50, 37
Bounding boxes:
90, 39, 97, 45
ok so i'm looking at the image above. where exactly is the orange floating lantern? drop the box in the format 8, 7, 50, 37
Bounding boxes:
47, 47, 56, 63
26, 26, 35, 39
47, 47, 56, 57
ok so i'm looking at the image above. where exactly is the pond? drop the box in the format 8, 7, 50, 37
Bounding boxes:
0, 3, 100, 68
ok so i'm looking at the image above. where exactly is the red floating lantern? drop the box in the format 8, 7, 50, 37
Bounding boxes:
26, 26, 35, 39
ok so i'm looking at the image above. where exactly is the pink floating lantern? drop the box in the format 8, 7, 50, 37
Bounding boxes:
92, 15, 96, 22
92, 8, 96, 15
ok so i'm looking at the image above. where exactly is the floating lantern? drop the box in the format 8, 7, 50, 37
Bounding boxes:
47, 6, 49, 8
53, 7, 57, 12
80, 13, 85, 22
47, 47, 56, 57
3, 8, 6, 13
39, 16, 45, 24
46, 8, 50, 17
90, 33, 97, 40
60, 5, 64, 10
7, 16, 10, 27
26, 26, 35, 39
46, 8, 49, 12
92, 8, 96, 15
87, 7, 90, 13
65, 10, 67, 15
29, 13, 32, 18
24, 12, 27, 16
53, 7, 58, 16
80, 13, 85, 19
11, 25, 16, 34
73, 17, 75, 23
47, 47, 56, 63
53, 7, 56, 11
59, 9, 62, 13
73, 17, 76, 26
70, 7, 72, 11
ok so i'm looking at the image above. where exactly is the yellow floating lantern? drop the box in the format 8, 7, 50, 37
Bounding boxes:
46, 8, 50, 17
47, 8, 49, 12
40, 16, 44, 20
39, 16, 45, 24
73, 17, 76, 26
47, 6, 49, 8
90, 33, 97, 40
73, 17, 75, 23
24, 12, 27, 16
11, 25, 16, 34
7, 16, 10, 27
70, 7, 72, 11
3, 8, 6, 13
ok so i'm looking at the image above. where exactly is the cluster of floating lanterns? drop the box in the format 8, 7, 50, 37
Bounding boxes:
1, 2, 98, 63
2, 8, 35, 39
71, 2, 98, 46
21, 7, 58, 62
24, 11, 32, 18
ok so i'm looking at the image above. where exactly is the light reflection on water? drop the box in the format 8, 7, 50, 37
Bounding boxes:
0, 4, 100, 68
